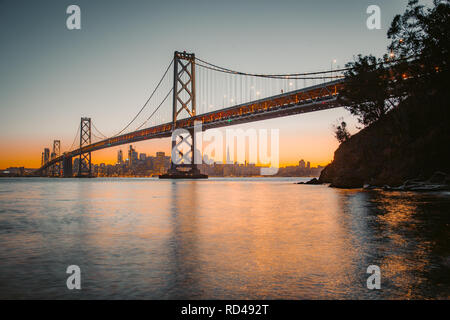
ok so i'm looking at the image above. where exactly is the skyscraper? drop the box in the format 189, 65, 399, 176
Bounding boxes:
117, 150, 123, 164
128, 145, 138, 166
299, 159, 306, 169
154, 152, 167, 174
43, 148, 50, 164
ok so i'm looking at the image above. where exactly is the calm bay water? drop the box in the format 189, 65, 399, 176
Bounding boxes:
0, 177, 449, 299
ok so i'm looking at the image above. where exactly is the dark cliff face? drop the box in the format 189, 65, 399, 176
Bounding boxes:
319, 94, 450, 188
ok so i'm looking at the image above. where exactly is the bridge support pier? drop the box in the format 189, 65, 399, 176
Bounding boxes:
62, 155, 73, 178
160, 128, 207, 179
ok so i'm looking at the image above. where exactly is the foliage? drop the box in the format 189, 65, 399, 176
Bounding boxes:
332, 119, 351, 143
338, 55, 393, 126
338, 0, 449, 126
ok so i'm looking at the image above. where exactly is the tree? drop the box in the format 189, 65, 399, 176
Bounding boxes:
338, 0, 449, 126
332, 118, 351, 143
338, 55, 393, 127
388, 0, 450, 94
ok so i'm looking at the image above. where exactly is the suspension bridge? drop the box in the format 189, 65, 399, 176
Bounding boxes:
36, 51, 345, 178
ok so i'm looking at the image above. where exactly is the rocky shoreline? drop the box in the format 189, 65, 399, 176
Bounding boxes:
298, 171, 450, 192
369, 172, 450, 192
314, 93, 450, 190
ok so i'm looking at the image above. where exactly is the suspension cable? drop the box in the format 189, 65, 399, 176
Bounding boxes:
195, 62, 344, 80
112, 58, 174, 137
195, 57, 348, 78
68, 124, 80, 151
134, 88, 173, 131
195, 55, 416, 80
91, 121, 108, 139
91, 131, 106, 141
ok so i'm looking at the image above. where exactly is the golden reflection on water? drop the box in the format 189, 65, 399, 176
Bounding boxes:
0, 178, 449, 299
365, 191, 448, 299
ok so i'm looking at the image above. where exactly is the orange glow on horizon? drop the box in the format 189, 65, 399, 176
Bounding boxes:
0, 115, 347, 170
0, 139, 335, 169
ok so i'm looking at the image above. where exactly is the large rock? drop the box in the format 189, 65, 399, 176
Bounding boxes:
296, 178, 322, 185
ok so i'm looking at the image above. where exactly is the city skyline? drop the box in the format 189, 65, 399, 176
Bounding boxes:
2, 142, 325, 174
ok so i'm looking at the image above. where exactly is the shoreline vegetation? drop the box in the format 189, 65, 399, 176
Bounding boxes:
316, 0, 450, 190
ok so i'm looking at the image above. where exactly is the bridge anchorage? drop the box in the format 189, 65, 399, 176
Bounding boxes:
160, 51, 207, 179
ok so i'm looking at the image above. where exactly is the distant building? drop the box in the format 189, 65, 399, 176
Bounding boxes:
139, 153, 146, 161
6, 167, 25, 175
306, 161, 310, 169
128, 145, 138, 166
299, 159, 305, 169
226, 147, 230, 164
117, 150, 123, 164
44, 148, 50, 164
153, 152, 170, 174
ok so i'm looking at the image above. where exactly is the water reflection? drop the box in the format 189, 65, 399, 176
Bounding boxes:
0, 178, 448, 299
166, 181, 201, 299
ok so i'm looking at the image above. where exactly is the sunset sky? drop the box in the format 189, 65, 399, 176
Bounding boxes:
0, 0, 418, 169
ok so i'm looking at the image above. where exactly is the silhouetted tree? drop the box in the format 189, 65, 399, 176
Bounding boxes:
338, 0, 449, 126
332, 119, 351, 143
388, 0, 450, 94
338, 55, 393, 127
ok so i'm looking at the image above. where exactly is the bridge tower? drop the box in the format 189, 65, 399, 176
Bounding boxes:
160, 51, 207, 179
77, 117, 92, 177
50, 140, 61, 176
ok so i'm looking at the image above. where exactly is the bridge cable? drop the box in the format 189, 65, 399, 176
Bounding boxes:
195, 62, 343, 80
112, 57, 174, 137
68, 124, 80, 152
91, 122, 108, 139
134, 88, 173, 131
195, 57, 348, 78
195, 55, 417, 80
